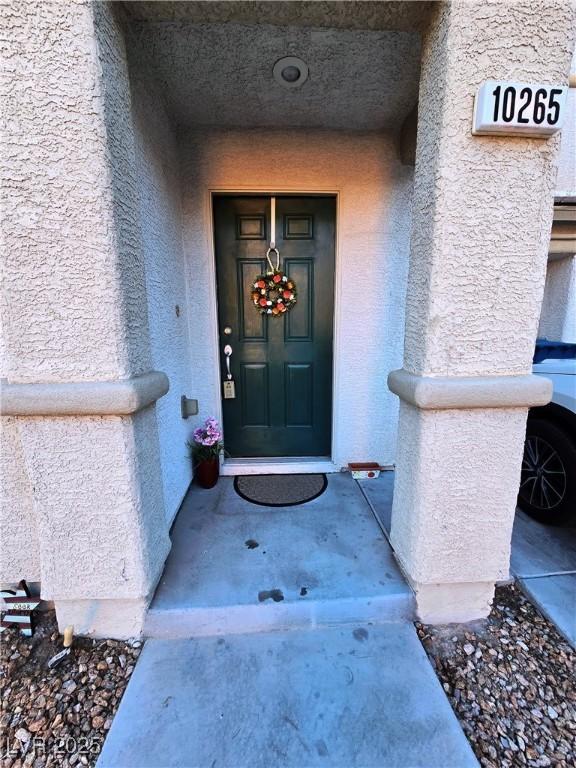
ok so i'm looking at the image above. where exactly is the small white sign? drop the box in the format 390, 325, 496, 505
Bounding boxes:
473, 80, 567, 137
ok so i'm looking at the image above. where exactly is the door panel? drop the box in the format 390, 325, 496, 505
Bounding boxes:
240, 364, 269, 427
214, 195, 335, 458
238, 260, 267, 341
284, 260, 313, 341
285, 364, 314, 427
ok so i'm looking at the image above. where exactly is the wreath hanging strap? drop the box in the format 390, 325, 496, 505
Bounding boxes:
249, 198, 297, 316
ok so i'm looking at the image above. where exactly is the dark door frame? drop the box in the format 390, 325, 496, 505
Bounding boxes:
208, 189, 341, 474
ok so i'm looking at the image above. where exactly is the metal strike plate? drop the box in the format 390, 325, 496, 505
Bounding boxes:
181, 395, 199, 419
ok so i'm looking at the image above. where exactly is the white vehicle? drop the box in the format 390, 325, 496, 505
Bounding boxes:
519, 351, 576, 525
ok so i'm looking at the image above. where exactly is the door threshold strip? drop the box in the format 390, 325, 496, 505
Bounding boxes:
221, 457, 338, 476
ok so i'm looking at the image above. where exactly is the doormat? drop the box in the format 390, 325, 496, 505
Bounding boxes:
233, 473, 328, 507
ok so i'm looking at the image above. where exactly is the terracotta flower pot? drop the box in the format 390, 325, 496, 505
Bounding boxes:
195, 456, 219, 489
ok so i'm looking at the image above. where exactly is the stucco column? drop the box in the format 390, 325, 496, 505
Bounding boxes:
388, 0, 575, 623
1, 1, 170, 636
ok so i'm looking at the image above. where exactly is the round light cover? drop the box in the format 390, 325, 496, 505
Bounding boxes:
273, 56, 309, 89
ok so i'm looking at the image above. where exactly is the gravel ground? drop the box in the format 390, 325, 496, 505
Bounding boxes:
2, 586, 573, 767
418, 584, 575, 768
1, 611, 141, 767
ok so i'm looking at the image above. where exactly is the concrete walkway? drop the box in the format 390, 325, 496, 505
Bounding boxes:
511, 511, 576, 647
98, 473, 479, 767
98, 622, 477, 768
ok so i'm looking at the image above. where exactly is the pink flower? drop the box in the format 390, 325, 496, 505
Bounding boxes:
193, 418, 222, 448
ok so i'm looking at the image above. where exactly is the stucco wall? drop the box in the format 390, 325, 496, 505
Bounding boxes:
179, 129, 413, 467
389, 0, 575, 623
401, 1, 573, 380
0, 2, 171, 602
539, 256, 576, 342
1, 2, 152, 386
0, 418, 40, 583
555, 88, 576, 199
555, 49, 576, 200
539, 47, 575, 345
128, 67, 193, 521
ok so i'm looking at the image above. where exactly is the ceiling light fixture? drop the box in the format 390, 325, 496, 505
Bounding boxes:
273, 56, 309, 89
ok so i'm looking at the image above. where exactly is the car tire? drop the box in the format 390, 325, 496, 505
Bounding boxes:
518, 417, 576, 525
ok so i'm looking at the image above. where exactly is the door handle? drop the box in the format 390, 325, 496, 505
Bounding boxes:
224, 344, 233, 380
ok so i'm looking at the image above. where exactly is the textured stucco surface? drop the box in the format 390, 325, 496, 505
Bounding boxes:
555, 87, 576, 199
390, 0, 576, 621
0, 2, 171, 633
539, 255, 576, 342
1, 0, 151, 384
555, 49, 576, 200
402, 0, 576, 378
17, 410, 169, 601
392, 402, 528, 586
180, 128, 413, 467
127, 53, 193, 520
0, 419, 40, 584
125, 20, 421, 131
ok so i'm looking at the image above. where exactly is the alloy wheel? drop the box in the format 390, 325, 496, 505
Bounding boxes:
519, 436, 567, 511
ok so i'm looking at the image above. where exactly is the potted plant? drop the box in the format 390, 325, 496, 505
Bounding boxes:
187, 417, 224, 489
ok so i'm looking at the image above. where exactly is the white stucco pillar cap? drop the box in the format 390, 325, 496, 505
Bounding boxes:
387, 369, 552, 410
0, 371, 169, 416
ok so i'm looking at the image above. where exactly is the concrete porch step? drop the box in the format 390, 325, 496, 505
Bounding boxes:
145, 590, 414, 638
144, 474, 415, 639
98, 623, 478, 768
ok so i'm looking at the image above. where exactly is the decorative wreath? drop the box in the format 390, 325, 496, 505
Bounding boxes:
251, 270, 297, 316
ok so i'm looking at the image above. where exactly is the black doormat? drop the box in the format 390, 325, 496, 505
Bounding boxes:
233, 473, 328, 507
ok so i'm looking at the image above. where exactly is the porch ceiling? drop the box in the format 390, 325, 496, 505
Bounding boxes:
122, 1, 433, 31
123, 5, 423, 132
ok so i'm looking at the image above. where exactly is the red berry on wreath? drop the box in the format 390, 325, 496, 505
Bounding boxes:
257, 280, 266, 289
273, 274, 281, 283
259, 298, 267, 307
282, 290, 291, 299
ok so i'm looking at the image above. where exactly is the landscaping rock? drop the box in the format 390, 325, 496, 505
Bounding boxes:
0, 611, 141, 767
417, 584, 575, 768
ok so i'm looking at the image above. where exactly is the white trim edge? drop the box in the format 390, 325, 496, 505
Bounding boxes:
221, 457, 340, 476
0, 371, 169, 416
387, 369, 552, 410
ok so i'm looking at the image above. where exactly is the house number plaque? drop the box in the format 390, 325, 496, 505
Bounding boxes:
472, 80, 568, 137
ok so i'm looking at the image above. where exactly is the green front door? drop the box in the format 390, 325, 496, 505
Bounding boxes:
214, 195, 335, 458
